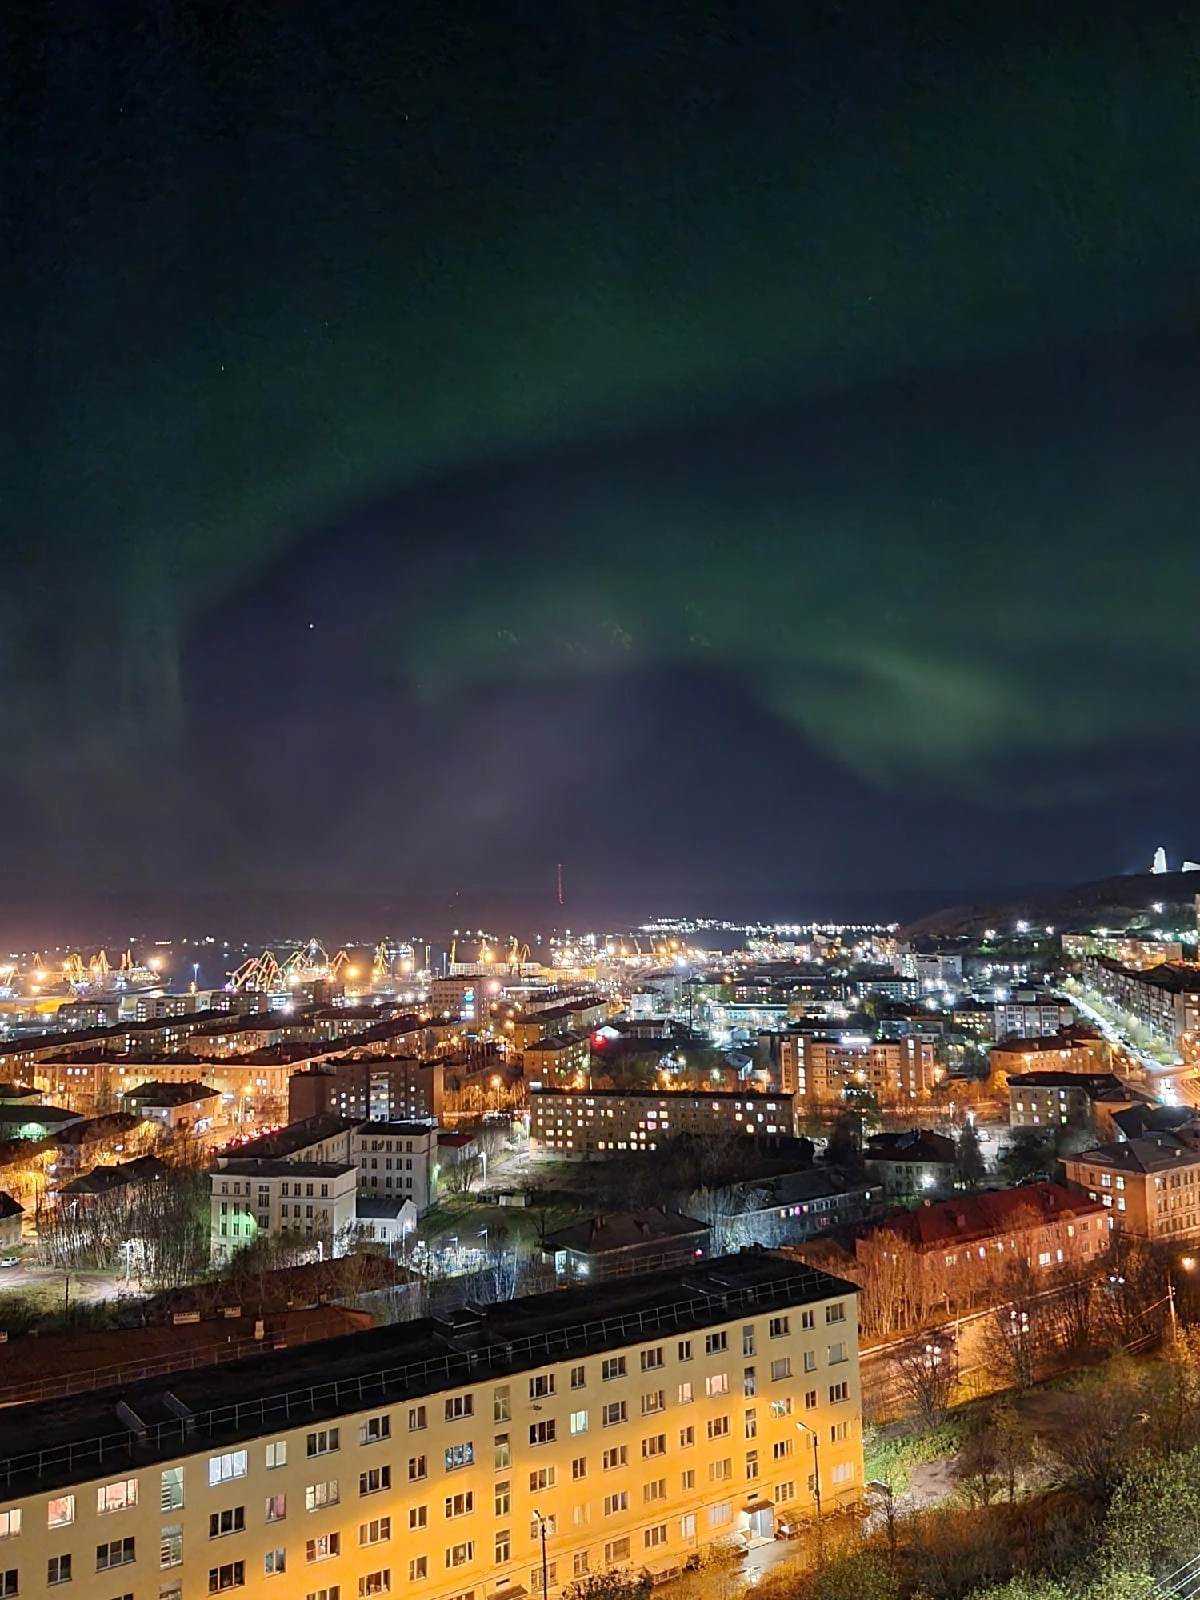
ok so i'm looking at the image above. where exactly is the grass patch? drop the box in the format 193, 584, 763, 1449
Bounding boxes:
864, 1417, 968, 1494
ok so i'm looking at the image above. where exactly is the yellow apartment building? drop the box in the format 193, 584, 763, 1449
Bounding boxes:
0, 1254, 861, 1598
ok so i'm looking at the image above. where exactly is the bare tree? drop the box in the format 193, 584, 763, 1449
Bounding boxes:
893, 1334, 956, 1424
443, 1153, 483, 1197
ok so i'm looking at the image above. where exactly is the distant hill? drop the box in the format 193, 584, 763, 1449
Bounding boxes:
900, 871, 1200, 943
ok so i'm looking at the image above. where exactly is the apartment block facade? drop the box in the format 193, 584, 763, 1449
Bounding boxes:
288, 1058, 445, 1125
210, 1159, 358, 1263
1062, 1132, 1200, 1240
351, 1121, 439, 1213
530, 1088, 797, 1156
0, 1255, 862, 1599
1080, 956, 1200, 1051
800, 1037, 939, 1103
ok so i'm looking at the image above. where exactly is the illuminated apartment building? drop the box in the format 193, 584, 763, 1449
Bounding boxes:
0, 1255, 861, 1598
530, 1088, 796, 1155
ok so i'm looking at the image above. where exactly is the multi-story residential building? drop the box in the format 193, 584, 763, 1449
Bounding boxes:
0, 1253, 862, 1599
777, 1034, 806, 1096
530, 1088, 796, 1156
800, 1038, 939, 1103
993, 995, 1076, 1041
431, 976, 483, 1020
288, 1058, 445, 1124
509, 998, 610, 1050
519, 1033, 591, 1086
1006, 1072, 1148, 1136
988, 1030, 1109, 1086
1062, 934, 1183, 968
211, 1159, 358, 1262
1079, 956, 1200, 1051
1062, 1132, 1200, 1240
863, 1181, 1114, 1285
351, 1121, 439, 1213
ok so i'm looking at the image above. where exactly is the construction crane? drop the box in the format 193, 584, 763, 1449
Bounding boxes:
371, 941, 393, 984
63, 952, 85, 986
330, 949, 350, 976
90, 949, 110, 983
228, 950, 281, 991
507, 936, 530, 972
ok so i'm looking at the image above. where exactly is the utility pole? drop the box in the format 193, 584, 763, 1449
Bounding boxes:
533, 1508, 550, 1595
796, 1420, 822, 1557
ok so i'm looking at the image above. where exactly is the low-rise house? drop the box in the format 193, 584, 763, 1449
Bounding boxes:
51, 1112, 147, 1177
863, 1128, 957, 1198
119, 1079, 223, 1134
543, 1208, 709, 1283
353, 1194, 419, 1249
0, 1103, 84, 1142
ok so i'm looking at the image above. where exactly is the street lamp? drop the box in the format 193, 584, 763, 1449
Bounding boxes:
796, 1419, 822, 1525
532, 1508, 550, 1596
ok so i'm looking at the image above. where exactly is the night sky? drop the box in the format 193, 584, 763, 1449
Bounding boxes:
7, 3, 1200, 932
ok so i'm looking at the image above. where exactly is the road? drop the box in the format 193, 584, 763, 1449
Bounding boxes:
1056, 986, 1200, 1105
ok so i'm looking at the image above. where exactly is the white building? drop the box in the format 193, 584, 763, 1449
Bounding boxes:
210, 1158, 357, 1263
351, 1120, 439, 1213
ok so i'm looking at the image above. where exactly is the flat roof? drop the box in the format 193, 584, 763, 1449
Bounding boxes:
0, 1252, 856, 1498
530, 1087, 791, 1103
216, 1160, 356, 1179
357, 1120, 437, 1136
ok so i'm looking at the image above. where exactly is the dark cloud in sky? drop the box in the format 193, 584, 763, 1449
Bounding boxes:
5, 2, 1200, 927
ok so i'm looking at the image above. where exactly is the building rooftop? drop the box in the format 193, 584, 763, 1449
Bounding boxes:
355, 1196, 418, 1220
544, 1209, 708, 1256
223, 1114, 357, 1160
216, 1160, 356, 1179
1111, 1105, 1200, 1141
1006, 1072, 1148, 1103
120, 1080, 221, 1106
878, 1181, 1107, 1252
991, 1029, 1102, 1055
0, 1104, 83, 1128
358, 1120, 438, 1137
530, 1086, 790, 1103
0, 1251, 856, 1498
58, 1156, 168, 1197
863, 1129, 955, 1164
1067, 1133, 1200, 1175
1096, 958, 1200, 994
